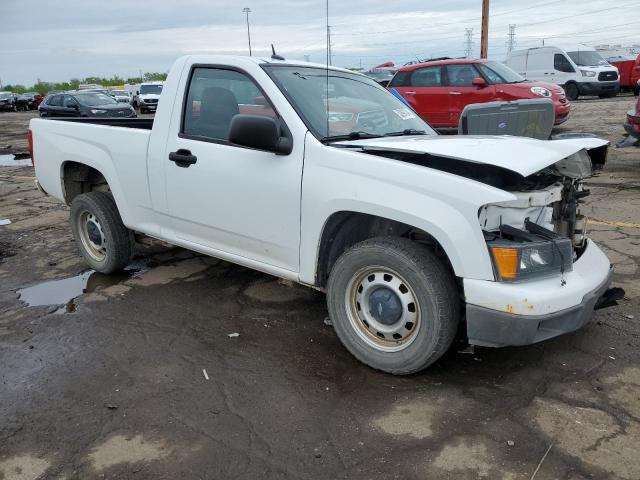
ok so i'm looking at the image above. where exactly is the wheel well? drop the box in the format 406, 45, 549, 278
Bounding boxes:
62, 161, 110, 205
316, 211, 455, 288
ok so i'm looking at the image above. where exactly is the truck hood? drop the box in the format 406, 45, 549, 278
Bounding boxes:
333, 135, 608, 177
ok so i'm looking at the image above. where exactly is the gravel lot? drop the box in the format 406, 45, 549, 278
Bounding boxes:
1, 98, 639, 479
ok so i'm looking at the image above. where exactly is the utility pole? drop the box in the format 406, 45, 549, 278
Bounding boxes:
243, 7, 252, 56
507, 24, 516, 53
327, 25, 333, 65
464, 28, 474, 58
480, 0, 490, 59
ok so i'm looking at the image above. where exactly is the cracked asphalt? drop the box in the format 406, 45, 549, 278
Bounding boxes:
1, 97, 639, 479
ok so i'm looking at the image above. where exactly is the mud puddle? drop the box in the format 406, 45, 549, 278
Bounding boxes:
0, 154, 32, 167
17, 259, 151, 311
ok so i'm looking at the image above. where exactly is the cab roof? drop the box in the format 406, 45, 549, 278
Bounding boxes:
398, 58, 491, 72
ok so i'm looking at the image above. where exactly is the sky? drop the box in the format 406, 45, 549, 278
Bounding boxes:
1, 0, 638, 86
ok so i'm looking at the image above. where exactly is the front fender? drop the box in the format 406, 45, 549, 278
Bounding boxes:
299, 137, 515, 284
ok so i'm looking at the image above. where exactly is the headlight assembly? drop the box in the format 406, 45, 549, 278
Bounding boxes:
530, 86, 551, 97
580, 70, 596, 77
488, 238, 573, 282
90, 109, 107, 114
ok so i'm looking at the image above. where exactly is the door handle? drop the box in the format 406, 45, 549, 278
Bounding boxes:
404, 91, 416, 94
449, 91, 462, 95
169, 149, 198, 168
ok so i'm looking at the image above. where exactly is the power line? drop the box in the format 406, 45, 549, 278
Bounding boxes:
516, 1, 640, 28
330, 0, 615, 37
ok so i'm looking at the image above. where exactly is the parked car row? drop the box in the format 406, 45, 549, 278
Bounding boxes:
365, 44, 633, 129
0, 92, 44, 111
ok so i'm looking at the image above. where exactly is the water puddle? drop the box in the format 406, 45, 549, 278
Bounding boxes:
17, 259, 151, 312
0, 154, 32, 167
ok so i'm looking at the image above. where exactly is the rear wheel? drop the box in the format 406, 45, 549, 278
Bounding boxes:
564, 83, 579, 101
70, 192, 133, 274
326, 237, 460, 375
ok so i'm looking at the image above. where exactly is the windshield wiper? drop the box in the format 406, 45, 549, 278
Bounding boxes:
383, 129, 427, 137
322, 131, 381, 142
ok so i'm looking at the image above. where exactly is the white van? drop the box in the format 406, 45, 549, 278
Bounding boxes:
505, 45, 620, 101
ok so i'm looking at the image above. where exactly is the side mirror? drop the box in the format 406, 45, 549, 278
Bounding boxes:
472, 77, 487, 87
228, 114, 292, 155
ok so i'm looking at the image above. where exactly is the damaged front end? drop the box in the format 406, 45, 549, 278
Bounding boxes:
479, 149, 594, 282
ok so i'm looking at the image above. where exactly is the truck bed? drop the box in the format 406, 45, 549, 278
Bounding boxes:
44, 117, 154, 130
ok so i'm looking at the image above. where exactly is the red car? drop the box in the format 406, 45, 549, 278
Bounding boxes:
388, 58, 571, 129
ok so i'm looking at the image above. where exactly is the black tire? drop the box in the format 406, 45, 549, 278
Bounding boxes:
564, 83, 579, 101
326, 237, 460, 375
70, 192, 133, 274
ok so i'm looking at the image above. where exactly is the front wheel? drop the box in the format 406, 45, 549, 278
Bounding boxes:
326, 237, 460, 375
564, 83, 579, 101
70, 192, 133, 274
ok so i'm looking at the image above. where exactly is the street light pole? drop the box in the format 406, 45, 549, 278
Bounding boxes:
243, 7, 252, 56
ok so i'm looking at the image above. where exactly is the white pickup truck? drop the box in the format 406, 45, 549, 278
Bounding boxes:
29, 55, 619, 374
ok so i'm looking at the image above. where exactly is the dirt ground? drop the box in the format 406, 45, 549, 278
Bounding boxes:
1, 98, 639, 480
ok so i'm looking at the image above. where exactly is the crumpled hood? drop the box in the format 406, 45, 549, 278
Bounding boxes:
334, 135, 608, 177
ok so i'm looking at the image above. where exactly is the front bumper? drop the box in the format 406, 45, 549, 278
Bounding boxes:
464, 240, 613, 347
577, 81, 620, 96
553, 104, 571, 125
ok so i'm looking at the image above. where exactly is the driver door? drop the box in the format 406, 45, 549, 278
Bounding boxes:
162, 66, 303, 272
445, 64, 496, 126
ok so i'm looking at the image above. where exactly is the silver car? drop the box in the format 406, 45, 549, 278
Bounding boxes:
110, 90, 132, 104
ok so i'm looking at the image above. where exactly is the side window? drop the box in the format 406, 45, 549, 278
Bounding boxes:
446, 64, 480, 87
410, 67, 443, 87
182, 67, 276, 141
48, 95, 62, 107
388, 71, 411, 87
63, 95, 78, 108
554, 54, 575, 73
476, 64, 503, 84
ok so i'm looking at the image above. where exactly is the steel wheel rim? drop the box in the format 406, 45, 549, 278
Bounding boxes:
345, 266, 421, 352
77, 210, 107, 262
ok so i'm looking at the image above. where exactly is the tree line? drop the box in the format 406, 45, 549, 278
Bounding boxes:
2, 72, 168, 95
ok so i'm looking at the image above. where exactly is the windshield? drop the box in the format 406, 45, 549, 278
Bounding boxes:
264, 66, 435, 140
112, 91, 128, 96
0, 93, 12, 99
140, 84, 163, 95
477, 61, 525, 84
76, 93, 118, 106
567, 51, 608, 66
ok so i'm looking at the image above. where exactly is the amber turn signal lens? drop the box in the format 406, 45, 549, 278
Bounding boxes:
491, 247, 519, 280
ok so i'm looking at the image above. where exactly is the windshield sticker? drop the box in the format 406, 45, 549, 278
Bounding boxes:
393, 108, 417, 120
